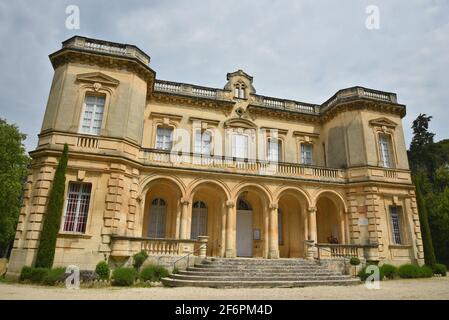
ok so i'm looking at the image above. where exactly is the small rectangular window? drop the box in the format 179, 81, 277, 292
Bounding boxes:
194, 130, 212, 155
267, 139, 282, 162
156, 127, 173, 151
390, 206, 402, 244
80, 94, 105, 135
63, 182, 92, 233
300, 143, 313, 165
232, 134, 248, 159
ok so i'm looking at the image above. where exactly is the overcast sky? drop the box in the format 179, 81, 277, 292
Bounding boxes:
1, 0, 448, 151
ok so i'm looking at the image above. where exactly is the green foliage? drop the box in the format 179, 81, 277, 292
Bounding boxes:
19, 266, 49, 283
95, 261, 110, 280
414, 173, 437, 266
432, 263, 447, 276
35, 144, 69, 268
0, 119, 30, 257
349, 257, 360, 266
420, 265, 433, 278
380, 264, 398, 279
111, 267, 137, 286
42, 267, 66, 286
398, 264, 422, 279
427, 186, 449, 267
357, 265, 384, 281
139, 265, 169, 282
409, 114, 435, 175
132, 250, 148, 270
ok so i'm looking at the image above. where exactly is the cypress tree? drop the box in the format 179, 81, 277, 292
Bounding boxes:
35, 144, 69, 268
414, 173, 437, 266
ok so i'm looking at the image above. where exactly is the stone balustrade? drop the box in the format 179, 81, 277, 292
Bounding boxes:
315, 243, 379, 262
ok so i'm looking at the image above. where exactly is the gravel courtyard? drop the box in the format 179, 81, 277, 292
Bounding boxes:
1, 277, 449, 300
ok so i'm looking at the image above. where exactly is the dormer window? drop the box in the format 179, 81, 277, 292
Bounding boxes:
234, 82, 246, 99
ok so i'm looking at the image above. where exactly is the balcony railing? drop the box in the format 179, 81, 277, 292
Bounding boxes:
321, 87, 398, 111
111, 235, 198, 256
154, 80, 221, 100
62, 36, 151, 65
140, 149, 346, 183
315, 243, 379, 261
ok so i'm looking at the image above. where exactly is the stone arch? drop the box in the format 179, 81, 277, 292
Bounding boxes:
186, 178, 232, 202
274, 185, 312, 207
314, 189, 348, 244
139, 174, 186, 198
232, 182, 273, 204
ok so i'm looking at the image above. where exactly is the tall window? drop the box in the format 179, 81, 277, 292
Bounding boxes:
156, 127, 173, 151
379, 134, 393, 168
278, 208, 283, 245
389, 206, 402, 244
234, 83, 246, 99
191, 201, 208, 240
267, 138, 282, 162
63, 182, 92, 233
194, 130, 212, 155
232, 134, 249, 159
300, 143, 313, 165
80, 94, 105, 135
149, 198, 166, 238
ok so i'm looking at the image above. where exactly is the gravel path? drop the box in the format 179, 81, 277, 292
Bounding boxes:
1, 277, 449, 300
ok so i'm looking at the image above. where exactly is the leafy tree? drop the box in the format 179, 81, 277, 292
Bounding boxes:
414, 173, 436, 266
408, 114, 435, 177
0, 119, 29, 257
35, 144, 69, 268
427, 187, 449, 266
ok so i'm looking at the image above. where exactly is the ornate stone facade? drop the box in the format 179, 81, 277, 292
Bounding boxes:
7, 36, 424, 276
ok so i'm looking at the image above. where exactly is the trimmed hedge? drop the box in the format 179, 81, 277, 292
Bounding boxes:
380, 264, 398, 279
420, 265, 433, 278
357, 265, 384, 281
132, 250, 149, 270
140, 265, 169, 282
398, 264, 422, 278
112, 267, 137, 286
19, 266, 49, 283
95, 261, 110, 280
349, 257, 360, 266
42, 267, 66, 286
432, 263, 447, 276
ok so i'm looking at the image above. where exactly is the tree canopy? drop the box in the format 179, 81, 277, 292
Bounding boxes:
0, 119, 30, 257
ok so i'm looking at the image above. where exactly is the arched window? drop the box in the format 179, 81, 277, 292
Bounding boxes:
237, 198, 252, 210
149, 198, 166, 238
234, 82, 246, 99
191, 201, 208, 239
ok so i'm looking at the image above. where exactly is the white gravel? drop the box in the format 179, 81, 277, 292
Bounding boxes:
1, 277, 449, 300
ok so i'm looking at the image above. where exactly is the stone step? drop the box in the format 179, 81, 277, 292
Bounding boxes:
207, 258, 317, 265
170, 274, 353, 281
192, 264, 327, 271
181, 270, 341, 276
161, 278, 361, 288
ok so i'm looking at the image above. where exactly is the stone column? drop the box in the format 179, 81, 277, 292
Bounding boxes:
179, 198, 190, 239
225, 200, 236, 258
268, 203, 280, 259
198, 236, 209, 259
175, 201, 182, 239
308, 207, 317, 243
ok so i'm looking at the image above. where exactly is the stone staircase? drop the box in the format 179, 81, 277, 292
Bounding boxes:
161, 257, 360, 288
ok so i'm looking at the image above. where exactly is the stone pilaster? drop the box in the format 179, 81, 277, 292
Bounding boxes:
408, 189, 425, 264
346, 188, 360, 243
364, 186, 384, 254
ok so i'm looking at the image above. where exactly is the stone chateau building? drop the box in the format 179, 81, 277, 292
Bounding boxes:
7, 36, 424, 276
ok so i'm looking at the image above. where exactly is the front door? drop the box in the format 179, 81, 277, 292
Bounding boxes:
236, 210, 253, 257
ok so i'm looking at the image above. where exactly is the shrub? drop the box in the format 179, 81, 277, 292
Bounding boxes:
95, 261, 110, 280
19, 266, 49, 283
133, 250, 149, 270
35, 144, 69, 268
432, 263, 447, 276
140, 265, 169, 282
349, 257, 360, 266
357, 265, 384, 281
43, 267, 66, 286
420, 265, 433, 278
398, 264, 422, 278
112, 267, 137, 286
380, 264, 398, 279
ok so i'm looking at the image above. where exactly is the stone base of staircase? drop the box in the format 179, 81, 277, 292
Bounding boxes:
161, 258, 360, 288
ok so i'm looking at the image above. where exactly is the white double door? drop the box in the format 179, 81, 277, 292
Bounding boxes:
236, 210, 253, 257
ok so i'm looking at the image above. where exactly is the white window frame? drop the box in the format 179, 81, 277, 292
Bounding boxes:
194, 129, 212, 155
267, 138, 282, 162
232, 133, 249, 159
79, 94, 106, 135
155, 126, 173, 151
62, 182, 92, 234
191, 201, 208, 240
148, 198, 167, 238
379, 134, 393, 168
300, 143, 313, 165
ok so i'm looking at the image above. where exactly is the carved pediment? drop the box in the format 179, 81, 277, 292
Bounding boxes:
224, 118, 257, 129
76, 72, 120, 87
369, 117, 397, 128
